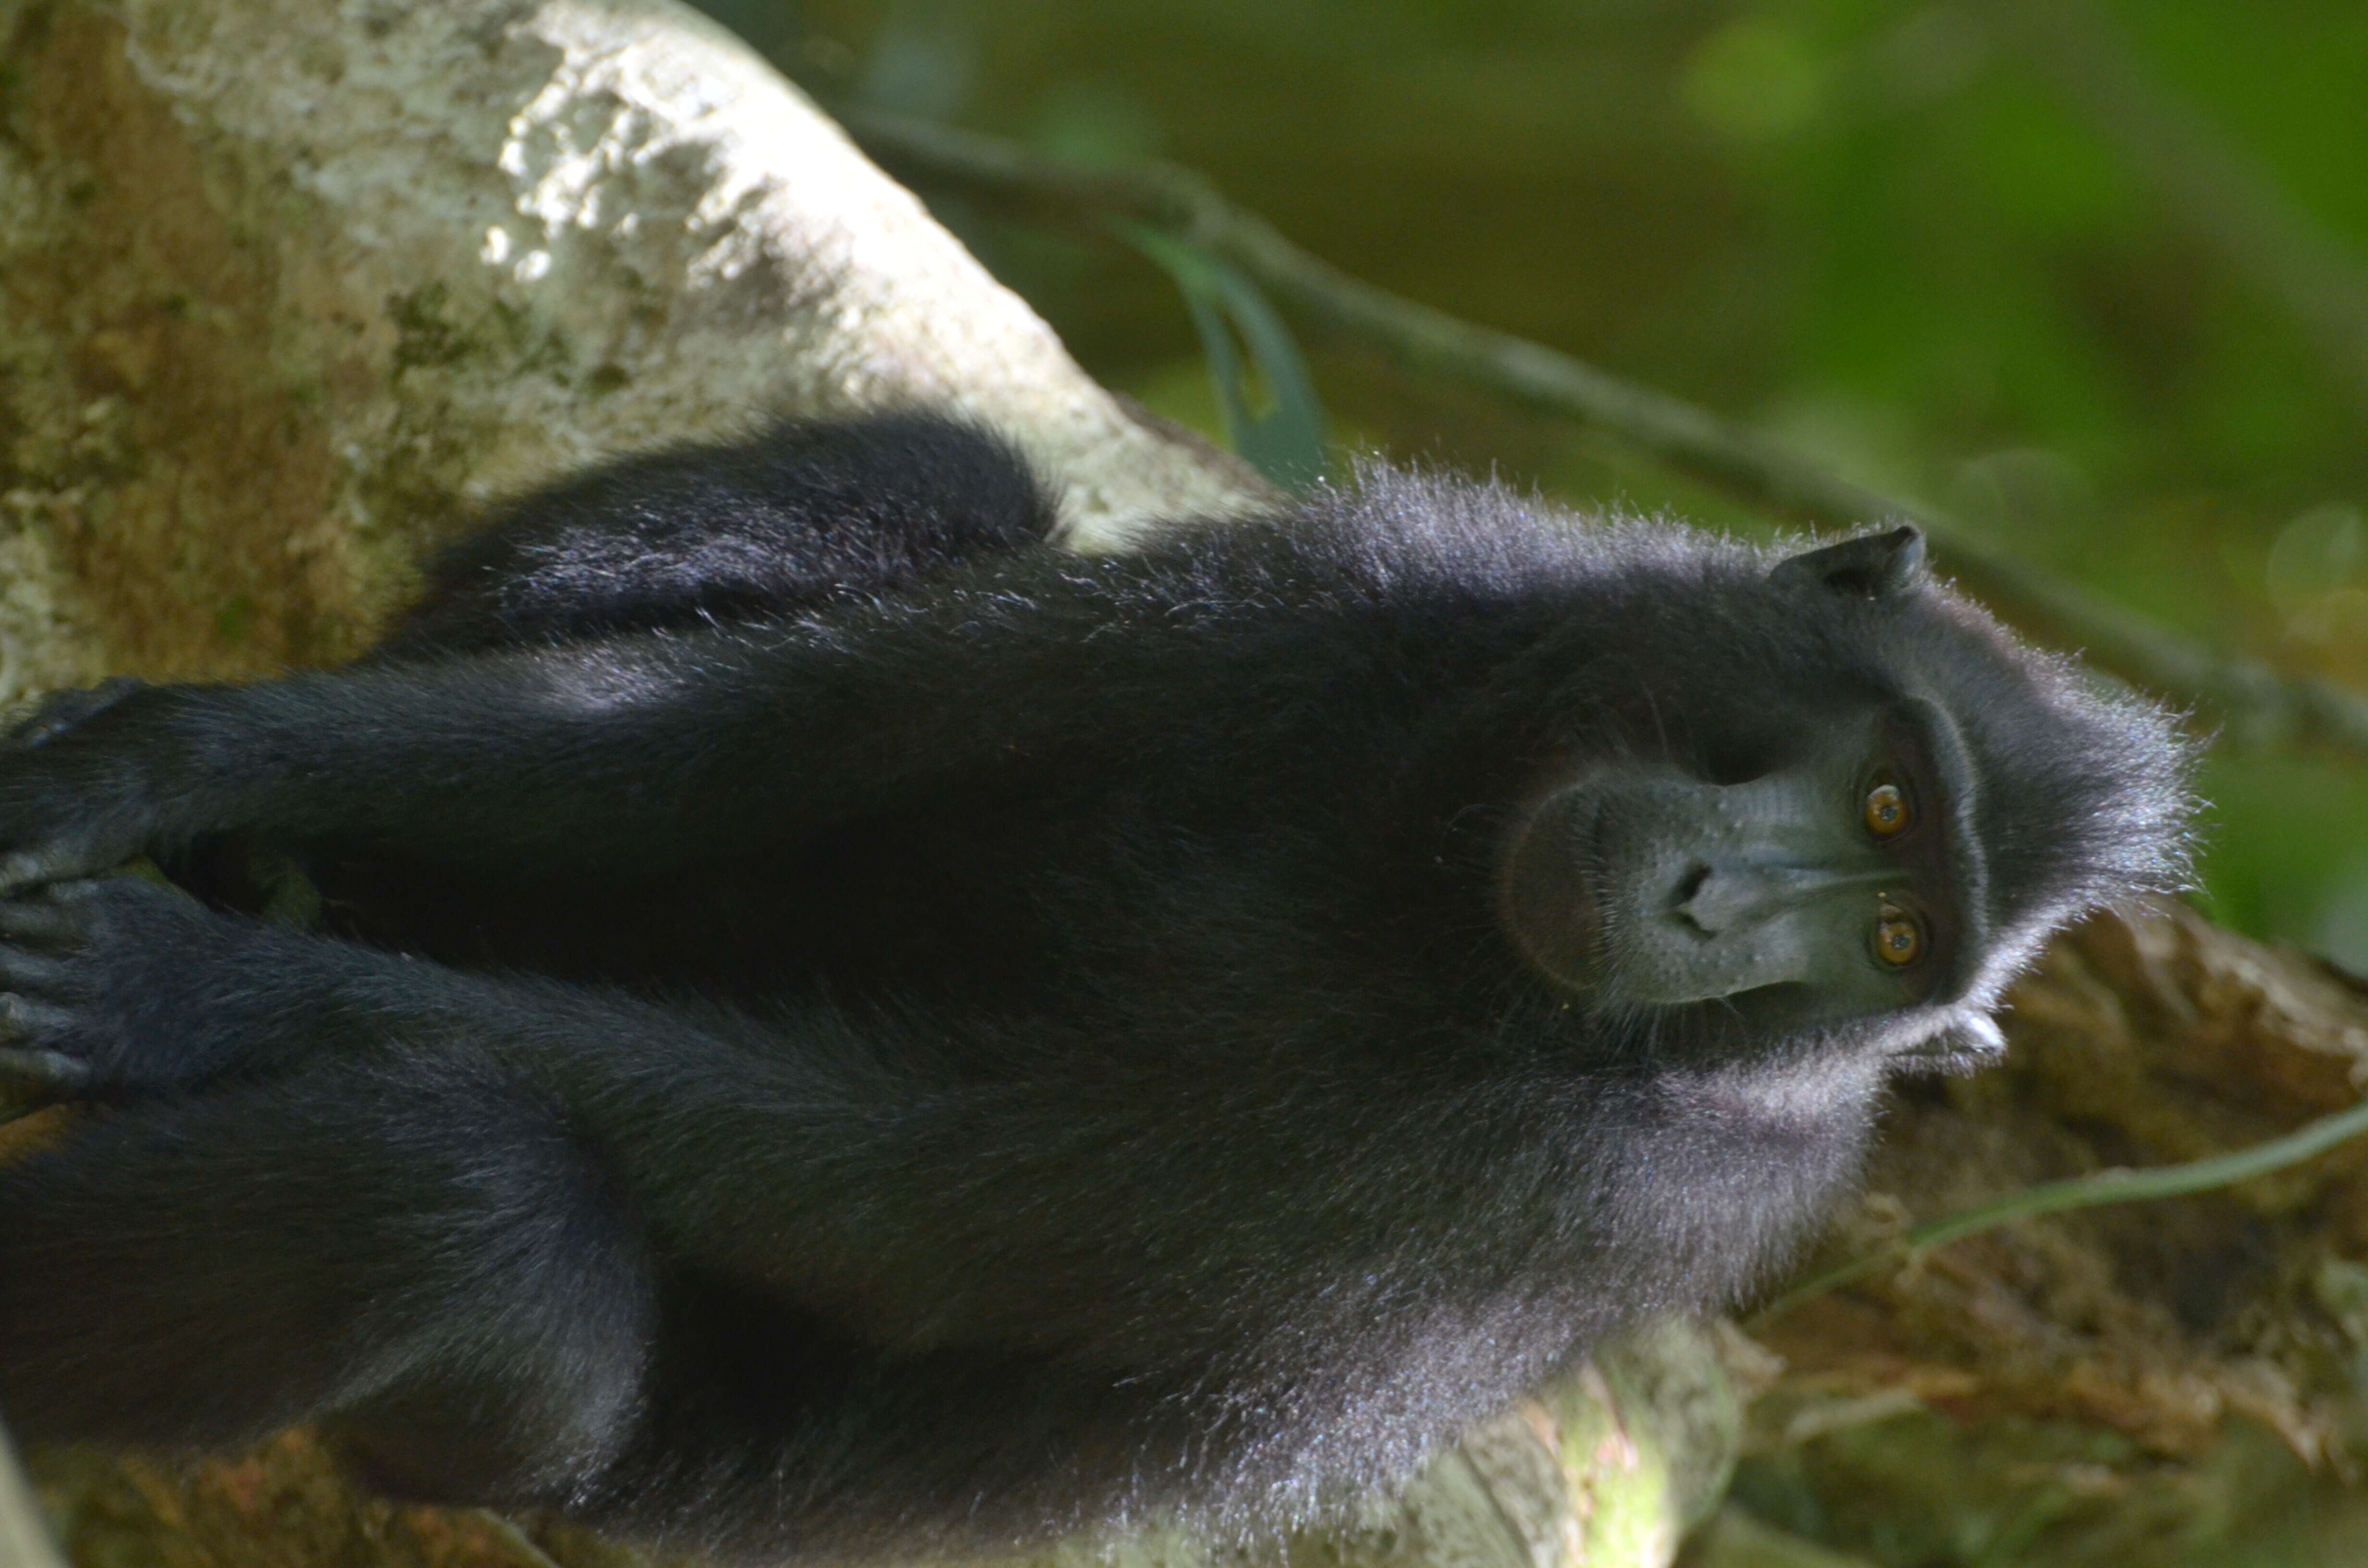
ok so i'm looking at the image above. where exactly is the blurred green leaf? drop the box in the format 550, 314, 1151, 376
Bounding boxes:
1119, 223, 1327, 490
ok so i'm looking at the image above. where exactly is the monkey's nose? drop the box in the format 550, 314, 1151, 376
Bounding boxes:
1670, 861, 1890, 936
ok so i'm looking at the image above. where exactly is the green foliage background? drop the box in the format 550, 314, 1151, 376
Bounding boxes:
708, 0, 2368, 970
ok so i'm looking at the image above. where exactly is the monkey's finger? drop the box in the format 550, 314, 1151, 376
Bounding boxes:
0, 898, 87, 948
0, 1044, 93, 1091
0, 986, 81, 1040
0, 950, 70, 996
0, 841, 111, 897
30, 875, 131, 904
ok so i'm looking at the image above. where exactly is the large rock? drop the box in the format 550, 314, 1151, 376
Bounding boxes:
0, 0, 1261, 689
0, 3, 1723, 1566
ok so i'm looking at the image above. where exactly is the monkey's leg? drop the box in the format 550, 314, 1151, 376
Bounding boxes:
567, 1273, 1199, 1560
382, 412, 1055, 655
0, 1052, 657, 1503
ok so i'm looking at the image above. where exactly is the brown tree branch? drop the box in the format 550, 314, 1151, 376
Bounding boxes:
843, 108, 2368, 759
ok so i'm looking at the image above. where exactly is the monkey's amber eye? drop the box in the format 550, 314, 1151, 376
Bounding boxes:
1863, 782, 1910, 838
1873, 908, 1924, 967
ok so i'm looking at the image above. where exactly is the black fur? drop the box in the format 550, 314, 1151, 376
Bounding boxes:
380, 410, 1057, 657
0, 416, 2192, 1561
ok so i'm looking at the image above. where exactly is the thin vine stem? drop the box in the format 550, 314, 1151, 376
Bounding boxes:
843, 108, 2368, 760
1749, 1092, 2368, 1325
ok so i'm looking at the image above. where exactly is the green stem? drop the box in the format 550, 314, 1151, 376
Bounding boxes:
1750, 1093, 2368, 1324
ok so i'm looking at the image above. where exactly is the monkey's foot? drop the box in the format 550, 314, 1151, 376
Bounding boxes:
0, 878, 216, 1091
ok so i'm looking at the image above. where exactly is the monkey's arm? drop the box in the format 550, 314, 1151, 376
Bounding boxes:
0, 581, 1199, 890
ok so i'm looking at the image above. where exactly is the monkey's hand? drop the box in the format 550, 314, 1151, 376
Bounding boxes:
0, 877, 243, 1096
6, 677, 148, 750
0, 679, 178, 894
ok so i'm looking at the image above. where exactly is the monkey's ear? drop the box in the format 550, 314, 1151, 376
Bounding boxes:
1771, 526, 1926, 600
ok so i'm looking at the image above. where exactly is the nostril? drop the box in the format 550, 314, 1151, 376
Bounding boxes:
1672, 864, 1714, 935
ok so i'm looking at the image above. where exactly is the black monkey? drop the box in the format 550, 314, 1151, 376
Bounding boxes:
0, 414, 2190, 1560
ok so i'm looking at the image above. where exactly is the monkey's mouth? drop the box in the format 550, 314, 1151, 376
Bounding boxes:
1496, 790, 1605, 991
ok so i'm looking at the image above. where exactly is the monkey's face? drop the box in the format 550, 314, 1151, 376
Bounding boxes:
1498, 692, 1986, 1047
